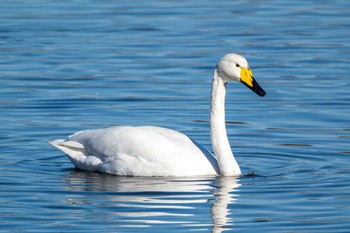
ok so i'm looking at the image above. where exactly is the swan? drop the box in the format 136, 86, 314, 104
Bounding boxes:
50, 53, 266, 177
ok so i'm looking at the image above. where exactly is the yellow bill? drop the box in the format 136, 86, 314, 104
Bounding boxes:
240, 67, 254, 88
240, 67, 266, 97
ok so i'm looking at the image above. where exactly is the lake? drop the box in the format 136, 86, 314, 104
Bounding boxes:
1, 0, 349, 232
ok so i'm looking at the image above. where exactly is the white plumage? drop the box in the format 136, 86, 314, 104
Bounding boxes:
50, 53, 266, 177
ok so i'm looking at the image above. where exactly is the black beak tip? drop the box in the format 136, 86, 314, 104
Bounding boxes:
242, 78, 266, 97
251, 78, 266, 97
257, 89, 266, 97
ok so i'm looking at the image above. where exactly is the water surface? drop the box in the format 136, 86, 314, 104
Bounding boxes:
1, 0, 349, 232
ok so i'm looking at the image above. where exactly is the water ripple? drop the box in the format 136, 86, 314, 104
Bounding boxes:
1, 0, 350, 232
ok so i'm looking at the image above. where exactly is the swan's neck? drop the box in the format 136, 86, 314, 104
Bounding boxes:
210, 70, 241, 176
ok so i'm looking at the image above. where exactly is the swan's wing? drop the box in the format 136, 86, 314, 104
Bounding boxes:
68, 126, 196, 161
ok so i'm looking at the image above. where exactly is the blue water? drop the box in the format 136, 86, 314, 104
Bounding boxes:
1, 0, 350, 232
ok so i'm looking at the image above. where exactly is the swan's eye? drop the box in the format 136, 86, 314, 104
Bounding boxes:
235, 63, 240, 68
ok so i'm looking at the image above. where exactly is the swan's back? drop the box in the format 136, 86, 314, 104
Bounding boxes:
50, 126, 219, 176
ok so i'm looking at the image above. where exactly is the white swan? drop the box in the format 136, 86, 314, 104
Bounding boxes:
50, 53, 266, 177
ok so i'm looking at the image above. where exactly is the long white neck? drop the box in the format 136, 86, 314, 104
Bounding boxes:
210, 70, 241, 176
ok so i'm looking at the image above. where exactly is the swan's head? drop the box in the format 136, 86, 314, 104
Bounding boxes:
216, 53, 266, 96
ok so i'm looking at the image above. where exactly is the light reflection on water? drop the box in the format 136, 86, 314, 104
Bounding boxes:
64, 172, 240, 232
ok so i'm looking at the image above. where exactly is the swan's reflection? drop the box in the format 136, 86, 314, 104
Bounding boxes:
211, 177, 240, 233
64, 171, 240, 232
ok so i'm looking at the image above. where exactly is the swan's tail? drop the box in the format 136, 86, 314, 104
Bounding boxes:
49, 139, 101, 171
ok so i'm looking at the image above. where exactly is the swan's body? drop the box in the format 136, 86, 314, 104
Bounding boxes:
51, 126, 220, 176
50, 53, 266, 177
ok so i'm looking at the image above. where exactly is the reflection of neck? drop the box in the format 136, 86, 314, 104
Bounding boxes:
210, 70, 241, 176
211, 177, 240, 233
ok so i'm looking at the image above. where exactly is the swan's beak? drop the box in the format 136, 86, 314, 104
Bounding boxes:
240, 67, 266, 97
